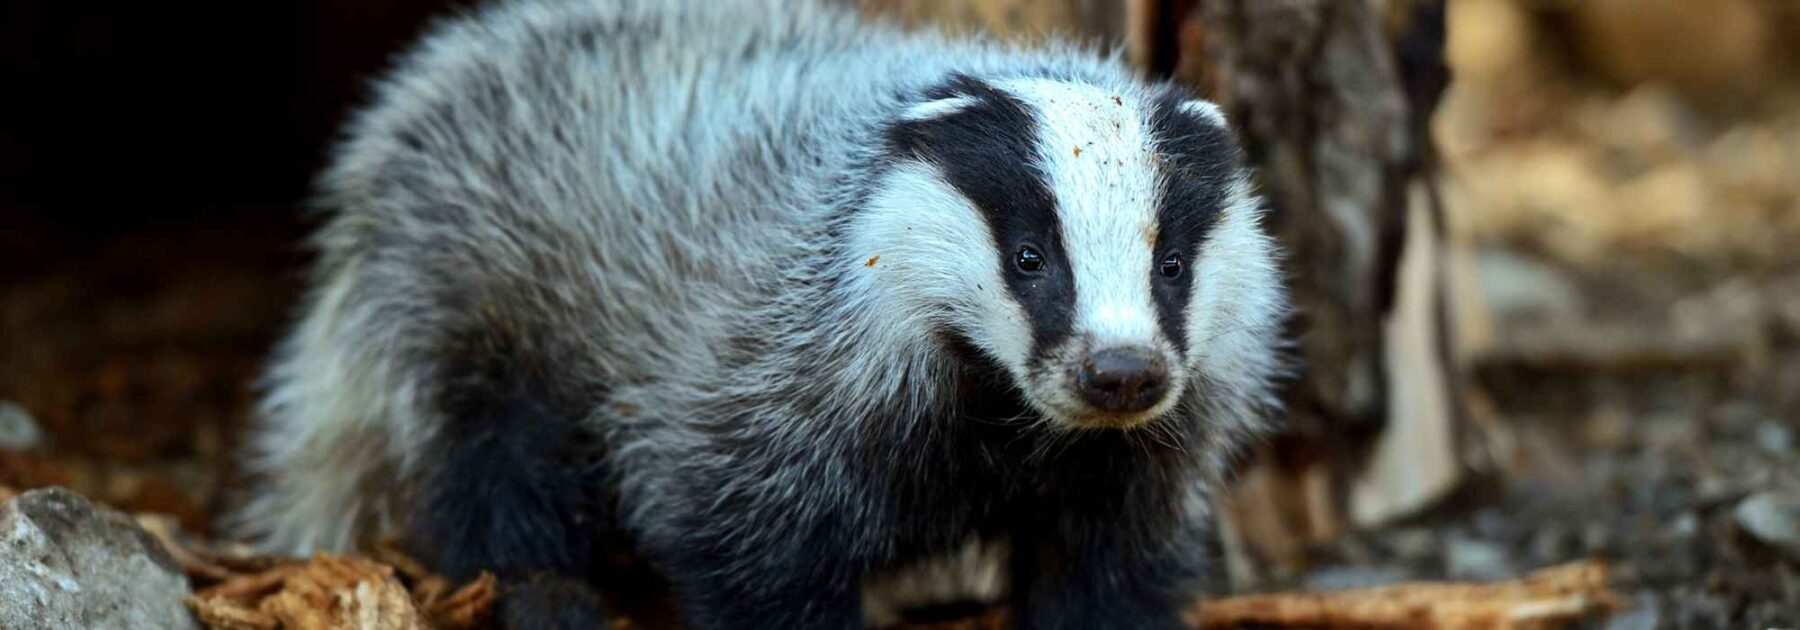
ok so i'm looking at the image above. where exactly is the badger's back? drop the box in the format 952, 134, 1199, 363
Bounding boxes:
231, 0, 944, 552
319, 0, 893, 381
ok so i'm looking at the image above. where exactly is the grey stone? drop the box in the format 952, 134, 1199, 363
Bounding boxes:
1583, 520, 1614, 554
1385, 526, 1438, 561
1530, 523, 1577, 564
1444, 534, 1514, 581
1694, 476, 1750, 510
1302, 565, 1413, 591
0, 400, 44, 451
1757, 421, 1794, 455
0, 487, 197, 630
1601, 605, 1661, 630
1666, 512, 1700, 541
1734, 491, 1800, 562
1475, 249, 1586, 326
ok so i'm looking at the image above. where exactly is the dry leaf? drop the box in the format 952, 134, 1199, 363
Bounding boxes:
259, 554, 429, 630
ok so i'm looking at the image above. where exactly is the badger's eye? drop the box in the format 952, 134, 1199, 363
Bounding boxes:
1014, 245, 1045, 273
1158, 251, 1184, 278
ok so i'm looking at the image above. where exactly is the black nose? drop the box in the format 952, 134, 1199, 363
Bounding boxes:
1077, 348, 1170, 413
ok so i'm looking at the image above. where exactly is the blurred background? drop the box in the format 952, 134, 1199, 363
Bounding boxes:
2, 0, 1797, 626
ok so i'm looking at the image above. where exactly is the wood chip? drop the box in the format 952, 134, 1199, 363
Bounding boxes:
260, 554, 428, 630
196, 565, 305, 603
186, 595, 278, 630
425, 572, 498, 630
370, 539, 432, 582
180, 534, 501, 630
137, 513, 239, 583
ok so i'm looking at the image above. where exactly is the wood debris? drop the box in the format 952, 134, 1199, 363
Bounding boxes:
137, 513, 283, 584
146, 520, 496, 630
372, 540, 497, 630
187, 553, 428, 630
1192, 560, 1620, 630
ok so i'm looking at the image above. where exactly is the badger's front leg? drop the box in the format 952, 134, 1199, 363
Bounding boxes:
650, 453, 870, 629
668, 562, 864, 630
1008, 492, 1207, 629
406, 380, 615, 628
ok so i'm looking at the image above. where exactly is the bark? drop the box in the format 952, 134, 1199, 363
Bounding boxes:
1161, 0, 1459, 581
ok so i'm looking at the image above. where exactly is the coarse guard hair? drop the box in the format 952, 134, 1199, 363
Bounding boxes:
230, 0, 1287, 627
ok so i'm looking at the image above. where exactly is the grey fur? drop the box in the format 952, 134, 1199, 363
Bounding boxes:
231, 0, 1287, 626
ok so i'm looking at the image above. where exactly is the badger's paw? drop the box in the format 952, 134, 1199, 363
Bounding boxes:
497, 574, 613, 630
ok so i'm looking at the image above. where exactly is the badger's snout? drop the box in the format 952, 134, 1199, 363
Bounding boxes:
1076, 347, 1169, 413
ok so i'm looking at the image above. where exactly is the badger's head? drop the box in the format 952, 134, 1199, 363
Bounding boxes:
851, 73, 1284, 431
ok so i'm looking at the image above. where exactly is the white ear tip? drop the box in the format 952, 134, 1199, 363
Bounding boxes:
1178, 100, 1229, 128
902, 96, 978, 122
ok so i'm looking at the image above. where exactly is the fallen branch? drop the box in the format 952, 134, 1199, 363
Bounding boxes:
1192, 560, 1619, 630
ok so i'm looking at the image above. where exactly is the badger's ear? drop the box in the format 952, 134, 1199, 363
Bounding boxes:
901, 73, 1005, 122
1176, 99, 1230, 129
901, 95, 980, 122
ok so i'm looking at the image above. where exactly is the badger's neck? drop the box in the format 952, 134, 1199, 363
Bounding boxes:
702, 161, 990, 441
722, 244, 961, 436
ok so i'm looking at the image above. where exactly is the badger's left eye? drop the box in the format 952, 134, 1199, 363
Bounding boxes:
1158, 252, 1184, 279
1014, 245, 1046, 273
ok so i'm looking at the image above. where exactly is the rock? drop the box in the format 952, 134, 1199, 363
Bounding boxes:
1665, 512, 1700, 541
1474, 249, 1585, 328
1302, 565, 1414, 591
1471, 508, 1510, 539
1602, 605, 1661, 630
1444, 535, 1514, 581
1384, 526, 1438, 562
1582, 521, 1613, 555
1756, 422, 1793, 456
0, 487, 197, 629
1733, 492, 1800, 562
0, 400, 44, 451
1693, 476, 1750, 511
1530, 524, 1578, 565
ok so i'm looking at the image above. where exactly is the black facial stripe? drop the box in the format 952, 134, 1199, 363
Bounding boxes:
885, 74, 1074, 359
1148, 87, 1240, 353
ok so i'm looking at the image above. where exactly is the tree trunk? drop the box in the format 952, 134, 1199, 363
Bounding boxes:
1158, 0, 1459, 585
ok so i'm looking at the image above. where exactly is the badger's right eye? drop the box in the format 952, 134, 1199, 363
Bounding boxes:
1014, 245, 1045, 273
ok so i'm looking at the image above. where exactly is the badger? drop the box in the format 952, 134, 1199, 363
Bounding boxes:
230, 0, 1286, 627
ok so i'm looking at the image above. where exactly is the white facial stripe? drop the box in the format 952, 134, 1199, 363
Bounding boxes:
996, 78, 1163, 349
851, 162, 1032, 376
901, 96, 979, 122
1178, 99, 1229, 129
1185, 177, 1282, 365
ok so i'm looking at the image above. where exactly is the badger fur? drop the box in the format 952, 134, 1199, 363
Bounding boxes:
231, 0, 1286, 627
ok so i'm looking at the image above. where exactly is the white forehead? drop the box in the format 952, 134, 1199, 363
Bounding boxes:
993, 78, 1160, 181
995, 78, 1163, 346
